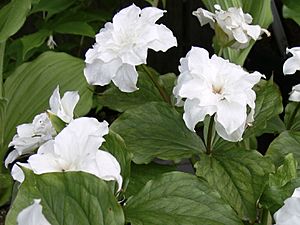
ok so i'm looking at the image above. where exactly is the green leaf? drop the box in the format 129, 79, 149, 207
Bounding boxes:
201, 0, 272, 65
96, 68, 174, 112
30, 0, 75, 19
2, 51, 93, 162
195, 148, 274, 221
244, 79, 283, 138
266, 131, 300, 171
19, 29, 51, 60
124, 172, 243, 225
284, 102, 300, 130
111, 102, 205, 164
0, 171, 13, 206
282, 0, 300, 25
102, 131, 132, 191
5, 170, 125, 225
0, 0, 31, 42
54, 22, 95, 37
126, 163, 176, 197
47, 112, 66, 133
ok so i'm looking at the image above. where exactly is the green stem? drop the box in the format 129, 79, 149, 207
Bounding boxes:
141, 64, 171, 104
206, 116, 215, 155
217, 47, 223, 57
287, 102, 300, 130
0, 41, 5, 98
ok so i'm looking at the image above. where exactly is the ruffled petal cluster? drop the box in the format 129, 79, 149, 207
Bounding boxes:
17, 199, 51, 225
84, 4, 177, 92
173, 47, 264, 142
283, 47, 300, 75
13, 117, 122, 191
193, 4, 270, 49
274, 187, 300, 225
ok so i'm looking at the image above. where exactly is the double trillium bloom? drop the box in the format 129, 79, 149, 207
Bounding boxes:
193, 4, 270, 49
173, 47, 264, 142
17, 199, 51, 225
273, 187, 300, 225
13, 117, 123, 191
84, 4, 177, 92
5, 86, 79, 167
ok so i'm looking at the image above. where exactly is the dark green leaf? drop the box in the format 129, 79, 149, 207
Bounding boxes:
282, 0, 300, 25
126, 163, 176, 197
5, 170, 124, 225
195, 148, 274, 221
125, 172, 243, 225
0, 0, 31, 42
0, 171, 13, 206
2, 52, 93, 162
111, 102, 205, 164
54, 22, 95, 37
284, 102, 300, 130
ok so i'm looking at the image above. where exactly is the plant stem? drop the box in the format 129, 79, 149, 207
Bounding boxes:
287, 102, 300, 130
141, 64, 171, 104
218, 47, 223, 57
206, 116, 215, 155
0, 41, 5, 98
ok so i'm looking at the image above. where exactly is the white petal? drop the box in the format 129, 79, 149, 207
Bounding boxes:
283, 55, 300, 75
192, 8, 215, 27
11, 164, 25, 183
112, 64, 139, 92
16, 124, 34, 137
232, 27, 249, 44
112, 4, 141, 31
215, 120, 244, 142
146, 24, 177, 52
5, 150, 19, 168
49, 86, 61, 115
289, 84, 300, 102
245, 24, 261, 40
28, 153, 62, 174
141, 7, 165, 23
17, 199, 51, 225
59, 91, 80, 123
84, 59, 121, 86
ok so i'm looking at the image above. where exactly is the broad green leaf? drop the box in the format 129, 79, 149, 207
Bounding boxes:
102, 131, 132, 191
266, 131, 300, 171
2, 51, 93, 161
126, 163, 176, 197
19, 29, 51, 60
30, 0, 75, 19
0, 0, 31, 42
284, 102, 300, 130
201, 0, 272, 65
125, 172, 243, 225
5, 170, 124, 225
96, 67, 174, 112
244, 79, 283, 138
282, 0, 300, 25
0, 98, 8, 151
0, 171, 13, 206
54, 22, 95, 37
195, 148, 274, 221
111, 102, 205, 164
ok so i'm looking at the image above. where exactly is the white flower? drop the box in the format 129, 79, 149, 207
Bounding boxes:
17, 199, 51, 225
5, 113, 56, 167
283, 47, 300, 75
48, 85, 79, 123
84, 4, 177, 92
193, 4, 270, 49
274, 187, 300, 225
289, 84, 300, 102
47, 35, 56, 50
173, 47, 264, 142
16, 117, 123, 191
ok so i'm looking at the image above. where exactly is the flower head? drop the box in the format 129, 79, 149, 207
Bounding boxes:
47, 35, 56, 50
84, 4, 177, 92
283, 47, 300, 75
173, 47, 264, 142
17, 199, 51, 225
48, 85, 79, 123
274, 187, 300, 225
193, 4, 270, 49
5, 113, 56, 167
15, 117, 123, 191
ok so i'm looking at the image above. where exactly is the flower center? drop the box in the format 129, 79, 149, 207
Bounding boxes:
212, 84, 223, 94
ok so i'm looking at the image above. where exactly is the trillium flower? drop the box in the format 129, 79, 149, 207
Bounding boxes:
289, 84, 300, 102
283, 47, 300, 75
17, 199, 51, 225
47, 35, 56, 50
84, 4, 177, 92
5, 113, 56, 167
173, 47, 264, 142
48, 85, 79, 123
15, 117, 123, 191
274, 187, 300, 225
193, 4, 270, 49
